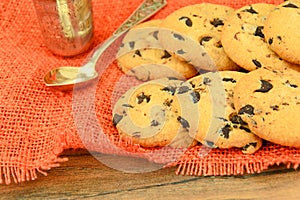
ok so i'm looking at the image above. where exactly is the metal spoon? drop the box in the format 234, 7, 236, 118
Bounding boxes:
44, 0, 167, 91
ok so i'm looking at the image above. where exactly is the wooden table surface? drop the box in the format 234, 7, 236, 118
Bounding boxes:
1, 150, 300, 200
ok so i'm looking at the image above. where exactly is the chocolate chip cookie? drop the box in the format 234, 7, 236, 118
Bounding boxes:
264, 0, 300, 65
158, 3, 239, 71
233, 67, 300, 148
112, 77, 198, 148
117, 20, 198, 81
188, 71, 262, 154
221, 3, 299, 72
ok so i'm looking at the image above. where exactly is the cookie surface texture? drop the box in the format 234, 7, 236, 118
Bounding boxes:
112, 77, 198, 148
158, 3, 238, 71
188, 71, 262, 154
264, 0, 300, 65
117, 20, 198, 81
233, 67, 300, 148
221, 3, 299, 72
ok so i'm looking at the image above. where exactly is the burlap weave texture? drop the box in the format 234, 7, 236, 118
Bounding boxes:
1, 0, 300, 185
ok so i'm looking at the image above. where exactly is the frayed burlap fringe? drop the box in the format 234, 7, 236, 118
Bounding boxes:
175, 161, 264, 176
173, 160, 300, 176
164, 143, 300, 177
0, 157, 68, 185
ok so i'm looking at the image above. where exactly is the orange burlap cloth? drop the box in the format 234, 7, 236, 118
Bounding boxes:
1, 0, 300, 185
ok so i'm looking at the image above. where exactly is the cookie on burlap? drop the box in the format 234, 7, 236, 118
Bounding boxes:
264, 0, 300, 65
157, 3, 239, 71
233, 67, 300, 148
221, 3, 299, 72
117, 20, 198, 81
187, 71, 262, 154
112, 77, 198, 148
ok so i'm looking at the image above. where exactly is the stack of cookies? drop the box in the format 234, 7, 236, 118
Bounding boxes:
113, 1, 300, 154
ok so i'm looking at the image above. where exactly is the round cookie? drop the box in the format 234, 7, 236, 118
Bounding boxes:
264, 0, 300, 65
117, 20, 198, 81
221, 3, 299, 72
188, 71, 262, 154
233, 67, 300, 148
112, 77, 198, 148
157, 3, 239, 71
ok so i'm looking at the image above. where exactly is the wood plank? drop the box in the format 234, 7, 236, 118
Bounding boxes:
1, 153, 299, 199
0, 153, 194, 199
105, 169, 300, 200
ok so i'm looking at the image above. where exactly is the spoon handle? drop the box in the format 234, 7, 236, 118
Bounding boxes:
113, 0, 167, 35
86, 0, 167, 66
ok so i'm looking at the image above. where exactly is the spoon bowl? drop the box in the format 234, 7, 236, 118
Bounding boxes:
44, 65, 98, 91
44, 66, 98, 86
